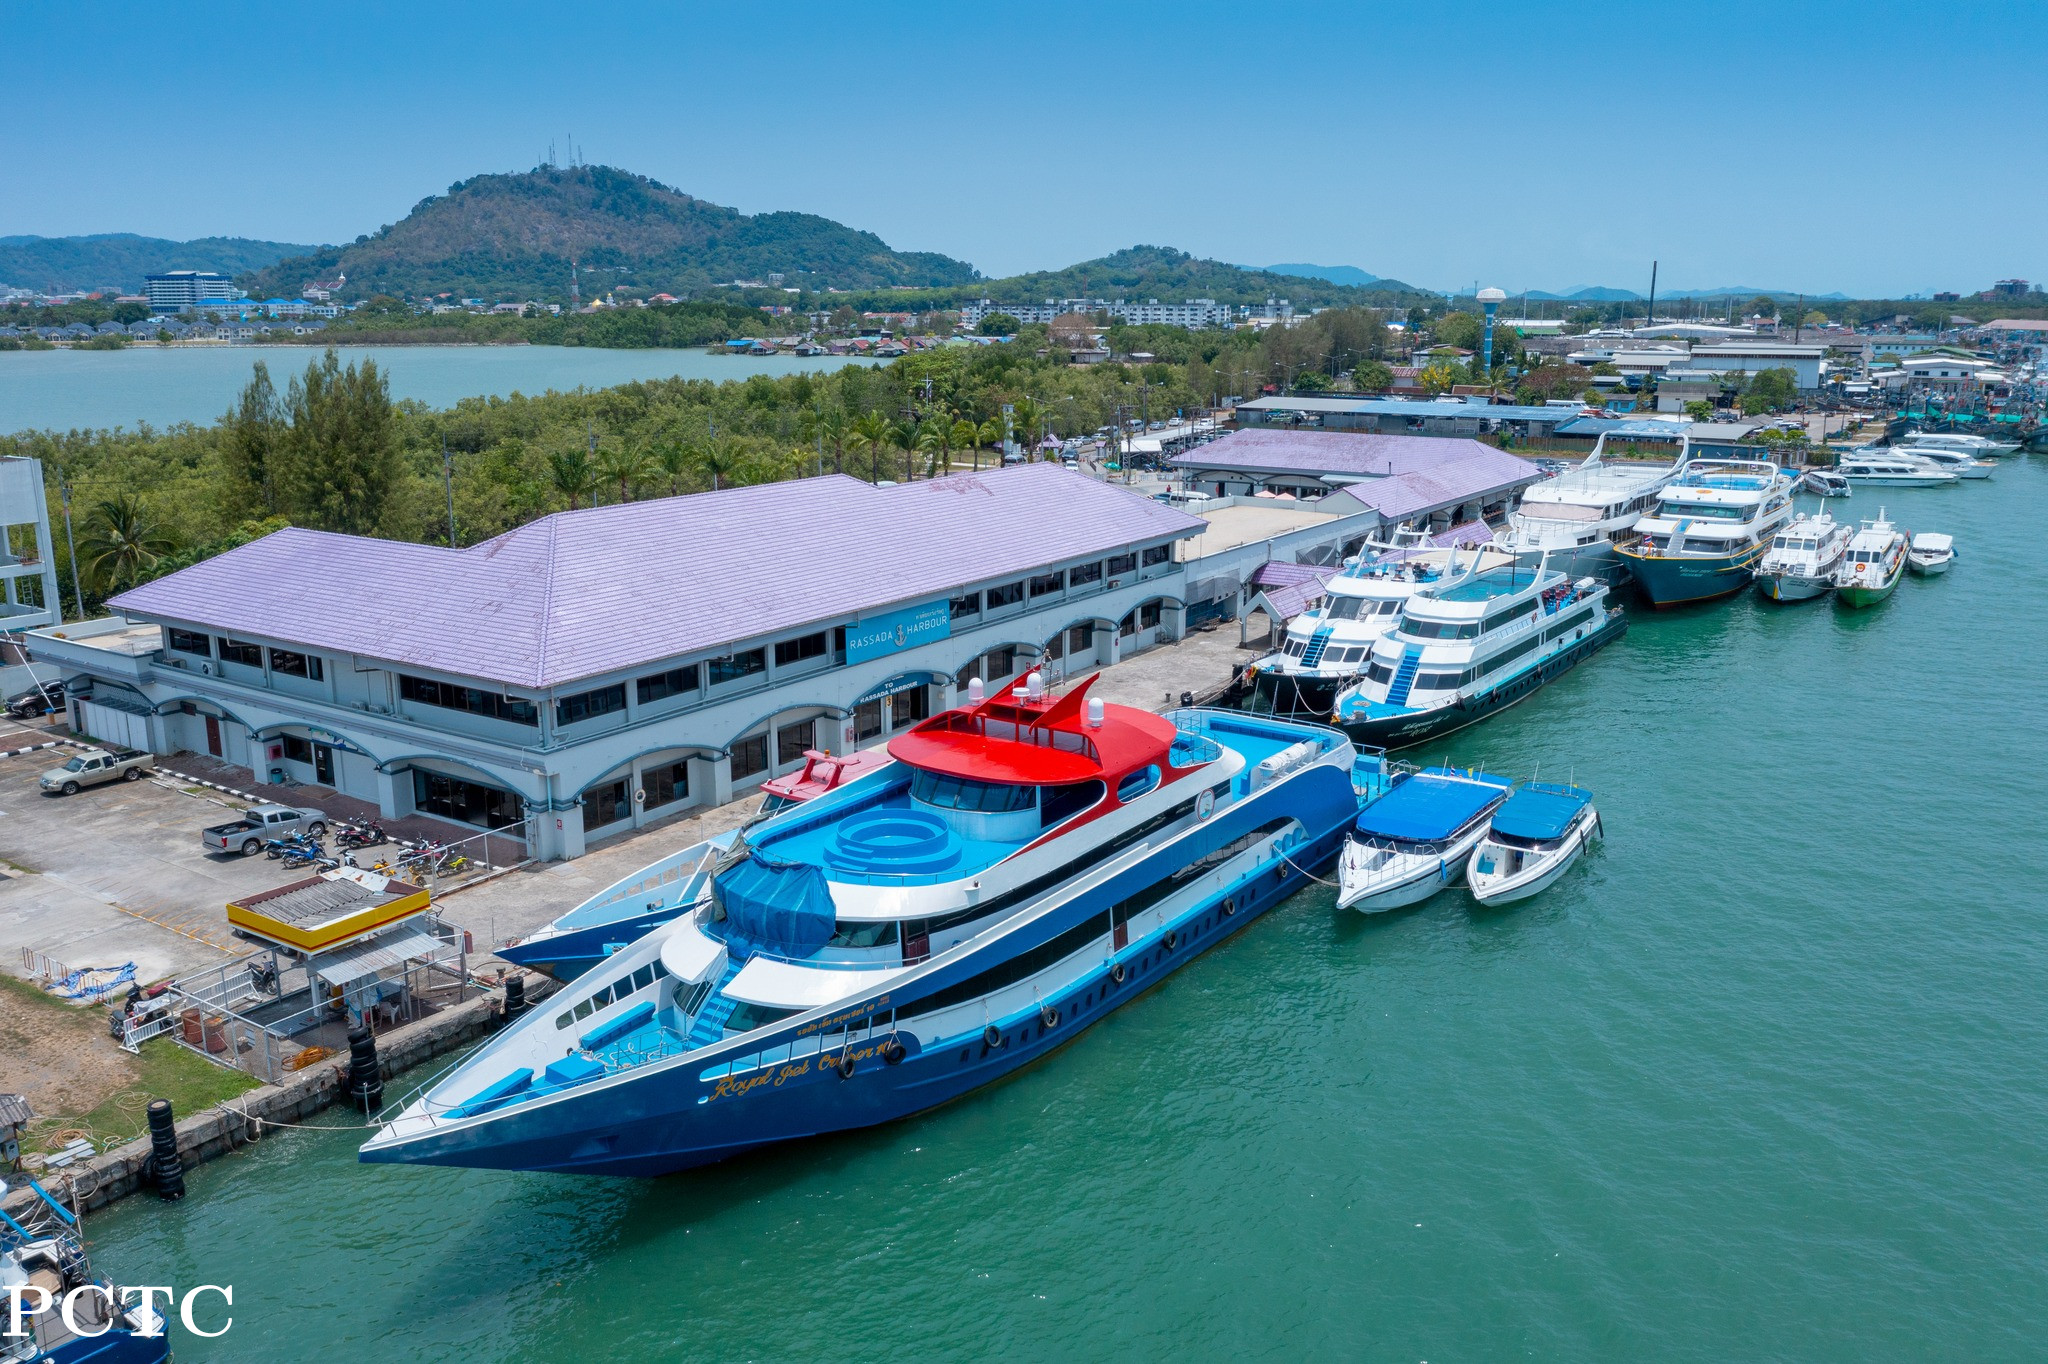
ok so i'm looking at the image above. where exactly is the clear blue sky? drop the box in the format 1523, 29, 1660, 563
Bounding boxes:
8, 1, 2043, 297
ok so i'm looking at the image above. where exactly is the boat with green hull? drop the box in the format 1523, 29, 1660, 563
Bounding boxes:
1833, 510, 1909, 609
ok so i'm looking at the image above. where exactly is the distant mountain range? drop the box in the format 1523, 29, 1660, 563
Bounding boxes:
242, 165, 980, 300
1260, 262, 1851, 303
0, 233, 318, 293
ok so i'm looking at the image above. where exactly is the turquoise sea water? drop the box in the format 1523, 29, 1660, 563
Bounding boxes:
83, 466, 2048, 1360
0, 345, 874, 435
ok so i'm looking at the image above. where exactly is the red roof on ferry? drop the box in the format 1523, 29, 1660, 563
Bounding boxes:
887, 673, 1177, 786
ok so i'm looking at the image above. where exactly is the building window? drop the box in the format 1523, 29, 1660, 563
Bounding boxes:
731, 733, 769, 780
1043, 632, 1065, 662
986, 582, 1024, 609
777, 719, 815, 766
1069, 623, 1094, 654
280, 735, 313, 763
412, 770, 523, 828
708, 649, 766, 686
1140, 601, 1162, 629
168, 629, 210, 656
892, 687, 930, 731
644, 760, 690, 809
217, 638, 263, 668
583, 777, 631, 829
1068, 562, 1102, 587
554, 683, 626, 727
950, 592, 981, 620
1141, 545, 1171, 567
773, 632, 827, 668
636, 664, 698, 705
1029, 570, 1065, 598
853, 698, 884, 743
1119, 612, 1137, 639
269, 648, 323, 680
1105, 553, 1137, 576
398, 675, 539, 726
985, 646, 1016, 680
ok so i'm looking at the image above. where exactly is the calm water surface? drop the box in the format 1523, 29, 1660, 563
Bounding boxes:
0, 345, 875, 434
85, 465, 2048, 1361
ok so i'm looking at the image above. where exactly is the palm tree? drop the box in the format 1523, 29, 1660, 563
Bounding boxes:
546, 449, 598, 510
816, 408, 851, 475
950, 418, 979, 468
594, 444, 652, 504
77, 494, 176, 593
650, 439, 694, 498
976, 417, 1004, 470
849, 410, 894, 485
695, 441, 737, 491
1011, 397, 1047, 462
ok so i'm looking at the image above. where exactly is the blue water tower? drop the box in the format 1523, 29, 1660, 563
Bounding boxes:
1478, 287, 1506, 377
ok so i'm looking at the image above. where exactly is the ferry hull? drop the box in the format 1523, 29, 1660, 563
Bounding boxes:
1755, 570, 1831, 602
1506, 540, 1628, 588
1835, 569, 1903, 609
1242, 670, 1348, 723
363, 769, 1358, 1178
1338, 614, 1626, 751
1619, 542, 1765, 608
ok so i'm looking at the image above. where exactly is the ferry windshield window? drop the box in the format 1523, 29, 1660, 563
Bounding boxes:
912, 771, 1036, 812
1041, 780, 1105, 826
1328, 596, 1364, 620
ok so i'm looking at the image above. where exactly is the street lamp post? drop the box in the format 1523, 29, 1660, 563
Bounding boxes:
57, 470, 82, 619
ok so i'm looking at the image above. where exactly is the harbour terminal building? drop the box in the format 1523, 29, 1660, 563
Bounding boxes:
30, 467, 1260, 861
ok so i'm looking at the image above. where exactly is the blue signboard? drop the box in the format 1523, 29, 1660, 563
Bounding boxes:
845, 600, 952, 664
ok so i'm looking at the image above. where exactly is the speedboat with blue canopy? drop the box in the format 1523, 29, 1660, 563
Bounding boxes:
1, 1175, 170, 1362
1336, 766, 1512, 912
1466, 782, 1600, 906
361, 673, 1373, 1177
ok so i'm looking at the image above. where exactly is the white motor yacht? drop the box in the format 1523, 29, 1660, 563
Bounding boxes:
1834, 455, 1958, 488
1800, 469, 1851, 498
1755, 509, 1852, 602
1491, 432, 1680, 586
1898, 447, 1993, 479
1900, 429, 2019, 455
1907, 532, 1956, 575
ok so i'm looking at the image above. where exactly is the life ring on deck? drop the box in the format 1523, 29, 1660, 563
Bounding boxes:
882, 1037, 906, 1065
836, 1053, 856, 1079
1040, 1003, 1059, 1028
1109, 962, 1127, 984
1162, 930, 1179, 951
984, 1024, 1004, 1049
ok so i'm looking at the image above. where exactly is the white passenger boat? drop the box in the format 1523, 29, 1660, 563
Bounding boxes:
1755, 510, 1852, 602
1613, 458, 1798, 606
1241, 536, 1514, 722
1490, 433, 1680, 586
1907, 532, 1955, 575
1834, 455, 1958, 488
1833, 510, 1909, 608
1466, 782, 1600, 906
1336, 767, 1513, 912
1898, 447, 1993, 479
1899, 429, 2019, 455
361, 675, 1373, 1176
1800, 469, 1851, 498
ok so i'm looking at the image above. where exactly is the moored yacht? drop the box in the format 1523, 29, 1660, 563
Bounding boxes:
1330, 553, 1626, 750
1613, 458, 1797, 606
1835, 454, 1957, 488
1336, 767, 1512, 912
362, 675, 1369, 1176
1466, 782, 1600, 906
1907, 532, 1955, 575
1898, 446, 1993, 479
1833, 510, 1909, 608
1241, 537, 1514, 721
1490, 433, 1680, 586
1755, 509, 1852, 602
1899, 429, 2018, 455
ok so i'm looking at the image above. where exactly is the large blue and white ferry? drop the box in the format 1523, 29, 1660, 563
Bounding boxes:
362, 675, 1380, 1176
1612, 458, 1796, 607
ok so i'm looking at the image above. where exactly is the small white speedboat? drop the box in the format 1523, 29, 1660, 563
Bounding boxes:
1908, 531, 1955, 575
1466, 783, 1600, 906
1801, 469, 1851, 498
1337, 767, 1512, 912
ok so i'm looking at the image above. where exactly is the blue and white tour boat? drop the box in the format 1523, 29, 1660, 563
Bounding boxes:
1613, 458, 1797, 607
361, 674, 1373, 1176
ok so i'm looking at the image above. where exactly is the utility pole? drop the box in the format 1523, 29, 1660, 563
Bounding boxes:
442, 437, 456, 546
57, 470, 82, 619
1645, 261, 1658, 333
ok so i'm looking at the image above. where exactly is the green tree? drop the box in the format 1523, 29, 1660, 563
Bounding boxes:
77, 494, 178, 593
270, 350, 401, 536
650, 439, 693, 498
695, 441, 739, 491
1011, 397, 1047, 460
976, 418, 1004, 469
977, 312, 1023, 336
221, 360, 284, 516
815, 407, 851, 475
1741, 367, 1797, 414
1747, 295, 1777, 320
850, 410, 895, 483
545, 448, 598, 510
950, 417, 980, 466
1293, 371, 1330, 392
595, 443, 651, 503
1433, 311, 1485, 351
1419, 361, 1461, 395
1684, 399, 1715, 422
1350, 359, 1394, 393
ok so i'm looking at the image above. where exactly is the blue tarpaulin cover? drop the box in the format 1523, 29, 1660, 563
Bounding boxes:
1490, 783, 1592, 841
716, 853, 837, 954
1354, 769, 1511, 840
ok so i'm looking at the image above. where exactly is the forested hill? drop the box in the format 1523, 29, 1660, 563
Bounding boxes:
243, 165, 980, 301
0, 234, 319, 293
967, 246, 1431, 309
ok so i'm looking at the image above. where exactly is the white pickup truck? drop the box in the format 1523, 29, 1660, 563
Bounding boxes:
39, 747, 151, 795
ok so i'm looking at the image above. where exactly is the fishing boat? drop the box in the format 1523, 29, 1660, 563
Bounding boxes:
361, 675, 1370, 1176
1898, 447, 1993, 480
1833, 511, 1909, 608
1613, 458, 1797, 606
1834, 455, 1958, 488
1331, 554, 1626, 750
1466, 783, 1599, 906
1489, 433, 1680, 586
1800, 468, 1851, 498
1755, 509, 1852, 602
1240, 536, 1514, 722
1335, 767, 1512, 912
0, 1176, 171, 1361
1907, 532, 1956, 575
